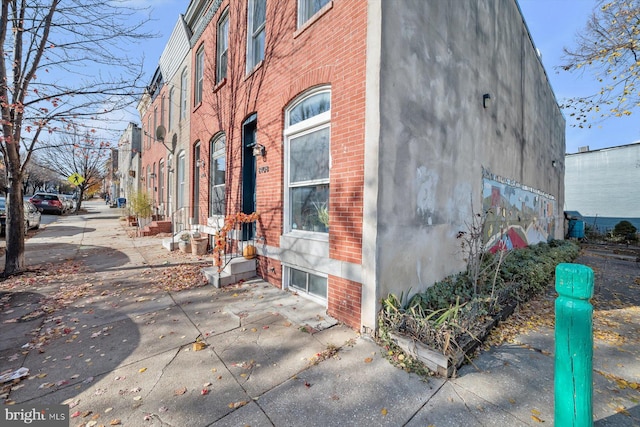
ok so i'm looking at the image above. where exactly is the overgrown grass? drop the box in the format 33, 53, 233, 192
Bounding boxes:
378, 240, 580, 374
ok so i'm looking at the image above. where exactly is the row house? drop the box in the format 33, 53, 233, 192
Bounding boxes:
128, 0, 565, 332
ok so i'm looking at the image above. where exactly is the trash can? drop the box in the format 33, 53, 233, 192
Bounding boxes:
117, 197, 126, 208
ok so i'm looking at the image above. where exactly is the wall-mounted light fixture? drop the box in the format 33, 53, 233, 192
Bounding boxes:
149, 172, 157, 180
552, 160, 558, 168
195, 159, 206, 168
483, 93, 491, 109
252, 143, 266, 158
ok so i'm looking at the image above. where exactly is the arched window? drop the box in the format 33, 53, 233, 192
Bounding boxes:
210, 133, 226, 216
284, 87, 330, 233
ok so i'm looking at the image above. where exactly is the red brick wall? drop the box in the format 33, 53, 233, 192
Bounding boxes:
188, 0, 367, 328
327, 275, 362, 330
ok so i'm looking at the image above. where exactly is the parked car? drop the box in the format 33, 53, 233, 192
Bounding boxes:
29, 193, 66, 215
0, 198, 42, 235
24, 200, 41, 232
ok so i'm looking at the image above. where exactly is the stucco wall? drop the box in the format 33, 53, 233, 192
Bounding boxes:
565, 144, 640, 218
362, 0, 565, 328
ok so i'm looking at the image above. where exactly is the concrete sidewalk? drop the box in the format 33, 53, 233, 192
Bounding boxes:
0, 200, 638, 426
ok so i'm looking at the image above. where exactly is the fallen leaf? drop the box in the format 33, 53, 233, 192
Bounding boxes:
381, 408, 388, 416
71, 411, 81, 418
228, 401, 248, 409
531, 415, 545, 423
201, 389, 209, 395
138, 367, 147, 373
133, 396, 142, 401
109, 420, 121, 426
174, 386, 187, 395
193, 342, 206, 351
364, 357, 373, 363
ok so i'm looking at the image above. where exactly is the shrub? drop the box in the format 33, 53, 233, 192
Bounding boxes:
613, 220, 638, 241
378, 240, 580, 367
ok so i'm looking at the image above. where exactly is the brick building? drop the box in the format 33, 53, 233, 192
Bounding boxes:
133, 0, 565, 332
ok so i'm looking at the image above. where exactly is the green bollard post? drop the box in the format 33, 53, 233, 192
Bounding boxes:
554, 263, 594, 427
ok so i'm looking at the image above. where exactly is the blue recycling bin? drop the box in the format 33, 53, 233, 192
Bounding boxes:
117, 197, 126, 208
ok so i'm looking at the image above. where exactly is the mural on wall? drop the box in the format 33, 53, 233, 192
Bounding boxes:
482, 168, 556, 252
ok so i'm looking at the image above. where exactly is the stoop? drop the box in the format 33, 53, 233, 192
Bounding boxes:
202, 257, 257, 288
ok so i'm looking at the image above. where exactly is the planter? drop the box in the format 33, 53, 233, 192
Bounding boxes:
178, 241, 191, 253
191, 238, 208, 256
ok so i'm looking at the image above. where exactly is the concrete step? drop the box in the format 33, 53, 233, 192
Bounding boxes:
202, 267, 257, 288
225, 257, 256, 275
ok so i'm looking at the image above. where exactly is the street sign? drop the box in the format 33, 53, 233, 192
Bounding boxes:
68, 173, 85, 185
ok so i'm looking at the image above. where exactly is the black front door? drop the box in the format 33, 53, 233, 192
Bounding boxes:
242, 115, 257, 240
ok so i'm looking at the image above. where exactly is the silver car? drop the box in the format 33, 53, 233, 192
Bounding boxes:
24, 201, 41, 232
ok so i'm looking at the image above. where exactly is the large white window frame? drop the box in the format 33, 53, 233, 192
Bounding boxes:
195, 45, 204, 105
284, 87, 331, 236
297, 0, 330, 27
217, 9, 229, 83
246, 0, 266, 72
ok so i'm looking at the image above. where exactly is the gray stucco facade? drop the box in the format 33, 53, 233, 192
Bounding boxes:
361, 0, 565, 329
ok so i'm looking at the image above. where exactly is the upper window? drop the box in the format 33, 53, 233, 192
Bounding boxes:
247, 0, 266, 72
285, 88, 331, 234
217, 9, 229, 83
168, 88, 174, 131
210, 134, 226, 216
180, 69, 188, 119
298, 0, 330, 27
195, 45, 204, 105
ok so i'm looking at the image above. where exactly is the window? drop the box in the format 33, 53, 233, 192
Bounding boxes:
217, 10, 229, 83
168, 88, 174, 131
180, 69, 188, 119
247, 0, 266, 71
158, 160, 165, 206
146, 165, 152, 193
285, 88, 330, 233
153, 107, 157, 142
161, 95, 165, 128
298, 0, 330, 27
195, 45, 204, 105
289, 267, 327, 301
210, 134, 226, 216
146, 116, 152, 149
177, 151, 186, 208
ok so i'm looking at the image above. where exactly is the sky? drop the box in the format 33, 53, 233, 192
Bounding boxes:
138, 0, 638, 155
519, 0, 640, 154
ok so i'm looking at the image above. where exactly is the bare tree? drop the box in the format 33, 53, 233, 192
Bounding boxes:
561, 0, 640, 127
0, 1, 154, 276
38, 131, 110, 212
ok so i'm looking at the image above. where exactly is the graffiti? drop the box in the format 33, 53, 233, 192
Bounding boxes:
482, 171, 556, 252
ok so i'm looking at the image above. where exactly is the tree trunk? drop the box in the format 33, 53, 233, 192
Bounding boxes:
4, 162, 25, 276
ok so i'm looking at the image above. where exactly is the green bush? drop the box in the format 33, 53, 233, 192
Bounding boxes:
613, 220, 638, 241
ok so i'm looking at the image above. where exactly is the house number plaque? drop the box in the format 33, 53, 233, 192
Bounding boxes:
258, 166, 270, 174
